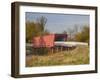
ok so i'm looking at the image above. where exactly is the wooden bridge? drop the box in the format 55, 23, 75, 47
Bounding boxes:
26, 34, 88, 55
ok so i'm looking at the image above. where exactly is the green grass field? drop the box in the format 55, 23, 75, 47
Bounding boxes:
26, 45, 89, 67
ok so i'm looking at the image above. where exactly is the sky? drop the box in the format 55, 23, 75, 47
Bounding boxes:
26, 12, 89, 33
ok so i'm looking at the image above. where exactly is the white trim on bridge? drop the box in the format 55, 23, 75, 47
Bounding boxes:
54, 41, 88, 47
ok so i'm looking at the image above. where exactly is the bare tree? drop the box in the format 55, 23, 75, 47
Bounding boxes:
36, 16, 47, 34
67, 28, 74, 41
74, 24, 79, 34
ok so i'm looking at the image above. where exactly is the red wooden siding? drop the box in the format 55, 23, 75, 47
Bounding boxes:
33, 34, 55, 48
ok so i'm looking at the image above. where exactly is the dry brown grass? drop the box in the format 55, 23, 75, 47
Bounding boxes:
26, 45, 89, 67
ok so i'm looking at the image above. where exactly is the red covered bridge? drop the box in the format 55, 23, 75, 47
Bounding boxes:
31, 34, 69, 54
33, 34, 68, 48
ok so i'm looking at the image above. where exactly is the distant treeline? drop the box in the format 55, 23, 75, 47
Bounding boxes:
26, 16, 89, 44
63, 25, 89, 44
